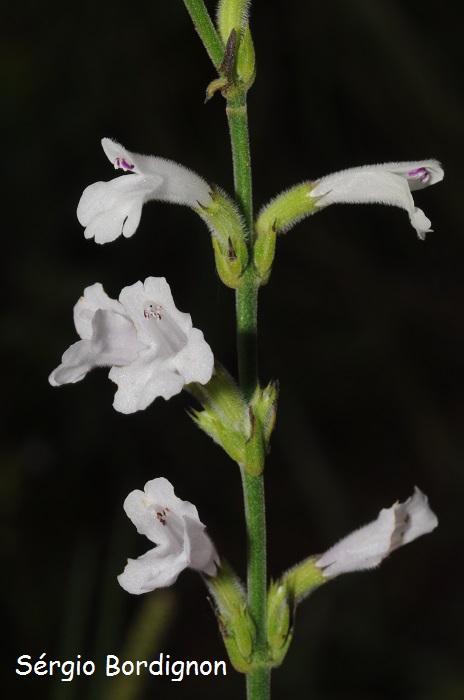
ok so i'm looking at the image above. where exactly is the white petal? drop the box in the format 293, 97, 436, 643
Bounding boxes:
49, 310, 144, 387
77, 176, 160, 243
101, 138, 213, 208
315, 487, 438, 578
172, 327, 215, 385
391, 487, 438, 548
74, 283, 124, 339
144, 477, 200, 521
109, 353, 185, 414
108, 277, 213, 412
91, 309, 146, 362
49, 339, 95, 385
118, 548, 188, 594
183, 515, 219, 576
386, 160, 444, 190
123, 480, 184, 549
310, 161, 443, 239
119, 277, 191, 349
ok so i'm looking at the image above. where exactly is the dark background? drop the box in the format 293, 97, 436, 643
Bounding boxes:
2, 1, 463, 698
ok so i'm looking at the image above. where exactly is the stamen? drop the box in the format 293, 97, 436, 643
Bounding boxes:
408, 167, 430, 183
114, 157, 135, 171
156, 510, 167, 526
143, 301, 188, 354
144, 304, 162, 320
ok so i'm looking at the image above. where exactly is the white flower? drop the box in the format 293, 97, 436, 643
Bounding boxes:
49, 277, 214, 413
310, 160, 443, 239
77, 139, 213, 243
118, 477, 219, 594
315, 487, 438, 578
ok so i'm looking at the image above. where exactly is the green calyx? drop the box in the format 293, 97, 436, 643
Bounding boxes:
266, 560, 326, 667
281, 556, 326, 603
253, 182, 319, 283
206, 560, 256, 672
197, 187, 248, 288
256, 182, 319, 236
188, 364, 248, 464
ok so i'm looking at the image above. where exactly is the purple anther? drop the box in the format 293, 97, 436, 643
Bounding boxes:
114, 157, 135, 171
408, 167, 430, 183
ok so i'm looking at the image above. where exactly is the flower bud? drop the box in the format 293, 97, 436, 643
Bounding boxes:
235, 23, 256, 91
251, 380, 279, 450
216, 0, 251, 45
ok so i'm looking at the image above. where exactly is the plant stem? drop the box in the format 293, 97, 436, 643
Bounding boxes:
227, 90, 270, 699
241, 471, 270, 700
226, 91, 253, 235
227, 91, 257, 400
182, 5, 270, 696
182, 0, 224, 69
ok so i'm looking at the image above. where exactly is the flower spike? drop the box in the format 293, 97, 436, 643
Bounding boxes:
77, 139, 213, 243
315, 487, 438, 578
118, 477, 219, 594
49, 277, 214, 413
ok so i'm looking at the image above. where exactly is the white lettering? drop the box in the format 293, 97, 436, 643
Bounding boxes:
34, 653, 48, 675
82, 661, 95, 676
16, 655, 33, 675
136, 660, 148, 674
149, 653, 163, 675
171, 661, 184, 682
214, 660, 227, 676
106, 654, 120, 676
186, 660, 198, 676
200, 660, 212, 676
121, 660, 134, 676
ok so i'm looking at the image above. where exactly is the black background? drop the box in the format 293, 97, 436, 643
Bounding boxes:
2, 1, 463, 698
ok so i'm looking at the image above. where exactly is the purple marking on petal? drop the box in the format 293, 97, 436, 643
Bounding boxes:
114, 157, 135, 171
408, 167, 430, 183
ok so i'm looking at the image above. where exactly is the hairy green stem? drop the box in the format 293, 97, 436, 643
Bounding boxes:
227, 91, 257, 400
182, 5, 270, 696
227, 91, 270, 699
183, 0, 224, 69
235, 266, 258, 401
241, 471, 269, 699
226, 92, 253, 234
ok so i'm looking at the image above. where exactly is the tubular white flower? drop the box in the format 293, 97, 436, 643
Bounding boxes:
310, 160, 443, 239
315, 487, 438, 578
49, 277, 214, 413
77, 139, 213, 243
118, 477, 219, 594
